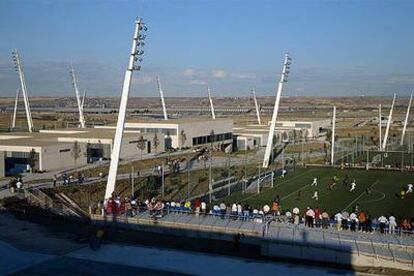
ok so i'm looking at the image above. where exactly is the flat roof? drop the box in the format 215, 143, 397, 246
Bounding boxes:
0, 128, 152, 149
125, 117, 233, 124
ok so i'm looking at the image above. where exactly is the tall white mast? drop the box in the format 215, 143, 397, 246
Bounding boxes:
263, 53, 292, 168
252, 87, 261, 125
105, 17, 147, 200
12, 50, 34, 132
156, 75, 168, 120
81, 90, 87, 111
382, 94, 396, 151
400, 93, 412, 146
378, 104, 382, 151
331, 106, 336, 166
207, 86, 216, 120
70, 65, 86, 128
12, 88, 20, 129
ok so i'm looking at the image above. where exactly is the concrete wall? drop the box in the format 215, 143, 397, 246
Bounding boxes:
40, 143, 87, 171
0, 151, 4, 178
179, 119, 233, 148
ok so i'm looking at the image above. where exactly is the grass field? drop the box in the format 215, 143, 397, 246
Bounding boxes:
218, 167, 414, 218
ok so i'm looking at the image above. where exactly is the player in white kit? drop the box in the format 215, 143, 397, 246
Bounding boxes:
312, 191, 319, 201
350, 180, 356, 192
311, 178, 317, 186
407, 183, 413, 193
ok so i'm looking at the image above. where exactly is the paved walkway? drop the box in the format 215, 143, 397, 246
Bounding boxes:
0, 212, 352, 275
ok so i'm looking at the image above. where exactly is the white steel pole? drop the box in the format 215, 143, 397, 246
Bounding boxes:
382, 94, 396, 151
81, 90, 87, 111
207, 86, 216, 120
263, 53, 292, 168
331, 106, 336, 166
156, 75, 168, 120
378, 104, 382, 151
12, 50, 34, 132
105, 18, 147, 200
400, 93, 412, 146
252, 87, 261, 125
70, 66, 86, 128
12, 88, 20, 129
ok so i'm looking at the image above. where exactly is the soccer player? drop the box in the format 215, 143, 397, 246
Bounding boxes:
281, 169, 287, 178
350, 180, 356, 192
407, 183, 413, 193
312, 191, 319, 201
311, 178, 318, 186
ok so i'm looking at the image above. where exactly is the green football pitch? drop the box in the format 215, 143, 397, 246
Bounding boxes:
219, 167, 414, 218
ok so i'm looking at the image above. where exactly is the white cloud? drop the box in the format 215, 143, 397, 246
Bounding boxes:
230, 72, 256, 79
188, 79, 207, 85
133, 75, 153, 84
212, 69, 227, 78
183, 68, 195, 77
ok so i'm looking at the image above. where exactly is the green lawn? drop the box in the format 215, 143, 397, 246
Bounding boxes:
218, 167, 414, 218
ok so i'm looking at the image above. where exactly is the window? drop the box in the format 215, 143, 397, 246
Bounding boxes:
295, 123, 311, 129
192, 132, 233, 146
59, 149, 70, 153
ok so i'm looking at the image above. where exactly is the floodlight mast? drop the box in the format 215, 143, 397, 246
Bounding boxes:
382, 94, 396, 151
81, 90, 87, 111
263, 53, 292, 168
378, 104, 382, 151
70, 66, 86, 128
331, 106, 336, 166
207, 86, 216, 120
105, 17, 147, 200
12, 88, 20, 129
156, 76, 168, 120
252, 88, 261, 125
400, 93, 412, 146
12, 50, 34, 132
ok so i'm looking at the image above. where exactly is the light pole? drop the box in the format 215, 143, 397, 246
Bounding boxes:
104, 17, 147, 200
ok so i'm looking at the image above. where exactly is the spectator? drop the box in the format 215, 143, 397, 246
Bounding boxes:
305, 207, 315, 228
358, 211, 366, 232
321, 210, 330, 229
389, 214, 397, 234
378, 215, 388, 233
201, 201, 207, 215
335, 212, 343, 231
293, 207, 300, 225
237, 203, 243, 218
341, 211, 349, 230
314, 207, 321, 228
219, 202, 226, 218
231, 203, 238, 217
349, 212, 358, 232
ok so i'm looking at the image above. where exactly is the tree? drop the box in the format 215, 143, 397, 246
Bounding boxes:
153, 133, 159, 152
28, 148, 37, 172
137, 135, 146, 160
71, 141, 82, 168
180, 130, 187, 148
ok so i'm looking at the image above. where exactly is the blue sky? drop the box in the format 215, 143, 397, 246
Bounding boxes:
0, 0, 414, 97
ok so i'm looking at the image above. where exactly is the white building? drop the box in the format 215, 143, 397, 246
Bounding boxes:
233, 119, 331, 150
0, 128, 164, 177
96, 118, 234, 150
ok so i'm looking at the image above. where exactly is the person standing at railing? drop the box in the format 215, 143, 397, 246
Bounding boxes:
378, 215, 388, 233
201, 201, 206, 215
335, 212, 343, 231
321, 210, 330, 229
219, 202, 226, 218
389, 214, 397, 234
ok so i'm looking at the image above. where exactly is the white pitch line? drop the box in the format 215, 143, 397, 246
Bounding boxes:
240, 169, 316, 202
358, 189, 386, 204
341, 180, 379, 212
